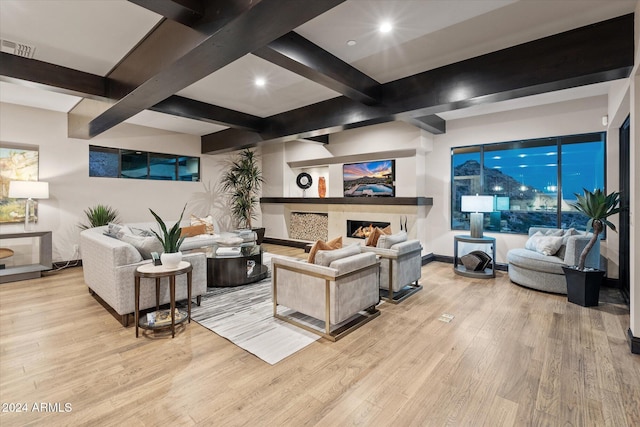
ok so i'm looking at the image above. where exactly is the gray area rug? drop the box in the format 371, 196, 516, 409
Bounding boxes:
189, 253, 319, 365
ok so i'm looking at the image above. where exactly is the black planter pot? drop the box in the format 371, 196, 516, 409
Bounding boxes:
562, 266, 605, 307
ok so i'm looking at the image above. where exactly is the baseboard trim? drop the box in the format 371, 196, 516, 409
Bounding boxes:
52, 260, 82, 269
263, 237, 312, 249
603, 277, 619, 288
627, 329, 640, 354
421, 253, 436, 265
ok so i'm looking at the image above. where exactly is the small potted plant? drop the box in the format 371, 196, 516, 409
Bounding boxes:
149, 204, 187, 268
78, 204, 120, 229
220, 148, 265, 243
562, 188, 620, 306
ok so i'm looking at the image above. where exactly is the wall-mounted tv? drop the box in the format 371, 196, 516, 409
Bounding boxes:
343, 160, 395, 197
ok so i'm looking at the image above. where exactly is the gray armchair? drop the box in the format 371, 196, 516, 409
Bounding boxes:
272, 245, 380, 341
362, 239, 423, 303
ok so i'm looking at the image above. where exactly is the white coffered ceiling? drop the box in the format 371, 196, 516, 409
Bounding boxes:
0, 0, 635, 137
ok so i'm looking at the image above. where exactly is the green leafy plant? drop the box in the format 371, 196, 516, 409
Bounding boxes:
78, 204, 120, 229
570, 188, 620, 270
149, 204, 187, 253
220, 149, 264, 229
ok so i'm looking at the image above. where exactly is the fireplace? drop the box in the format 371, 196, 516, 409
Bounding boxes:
347, 220, 391, 239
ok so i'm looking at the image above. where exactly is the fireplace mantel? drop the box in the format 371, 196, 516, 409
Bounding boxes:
260, 197, 432, 206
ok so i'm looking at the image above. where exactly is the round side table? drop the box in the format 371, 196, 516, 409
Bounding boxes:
134, 261, 192, 338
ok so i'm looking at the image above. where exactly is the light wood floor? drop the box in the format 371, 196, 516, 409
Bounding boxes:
1, 243, 638, 426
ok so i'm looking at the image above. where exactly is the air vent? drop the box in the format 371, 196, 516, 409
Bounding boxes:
1, 39, 35, 58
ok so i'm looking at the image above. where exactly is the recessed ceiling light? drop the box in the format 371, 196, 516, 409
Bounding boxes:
254, 77, 266, 87
379, 21, 392, 33
346, 40, 357, 46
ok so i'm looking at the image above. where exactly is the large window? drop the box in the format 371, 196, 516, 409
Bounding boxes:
89, 145, 200, 182
452, 133, 605, 234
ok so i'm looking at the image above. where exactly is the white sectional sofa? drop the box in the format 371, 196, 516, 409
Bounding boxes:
80, 220, 215, 326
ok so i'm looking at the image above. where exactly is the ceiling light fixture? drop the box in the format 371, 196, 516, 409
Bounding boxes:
254, 77, 266, 87
346, 40, 357, 46
379, 21, 392, 33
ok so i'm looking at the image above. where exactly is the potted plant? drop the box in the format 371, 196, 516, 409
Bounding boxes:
562, 188, 620, 306
149, 204, 187, 268
220, 148, 265, 243
78, 204, 120, 229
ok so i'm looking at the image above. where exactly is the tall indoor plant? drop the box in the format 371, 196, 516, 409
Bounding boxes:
149, 204, 186, 268
562, 188, 620, 306
220, 148, 265, 242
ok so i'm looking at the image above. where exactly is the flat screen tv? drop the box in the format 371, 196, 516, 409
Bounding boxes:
343, 160, 395, 197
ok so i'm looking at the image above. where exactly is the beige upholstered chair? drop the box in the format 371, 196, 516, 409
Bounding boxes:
272, 245, 380, 341
362, 234, 423, 303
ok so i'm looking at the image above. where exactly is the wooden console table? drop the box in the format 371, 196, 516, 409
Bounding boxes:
0, 231, 52, 283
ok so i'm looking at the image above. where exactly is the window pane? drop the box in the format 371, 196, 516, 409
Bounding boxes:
452, 147, 481, 230
178, 156, 200, 181
149, 153, 177, 181
121, 150, 148, 179
89, 146, 119, 177
560, 134, 605, 231
483, 139, 558, 233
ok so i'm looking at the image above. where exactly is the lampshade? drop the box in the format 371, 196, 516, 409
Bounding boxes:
8, 181, 49, 199
461, 195, 493, 213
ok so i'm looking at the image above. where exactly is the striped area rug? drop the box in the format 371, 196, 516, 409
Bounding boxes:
189, 253, 320, 365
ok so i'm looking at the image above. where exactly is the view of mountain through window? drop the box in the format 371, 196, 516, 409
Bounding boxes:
452, 133, 605, 234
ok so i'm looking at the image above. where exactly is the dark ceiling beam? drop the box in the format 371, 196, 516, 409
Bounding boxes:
72, 0, 345, 139
0, 52, 264, 131
0, 52, 106, 99
404, 115, 446, 135
202, 13, 634, 154
150, 96, 264, 131
128, 0, 205, 27
254, 32, 381, 105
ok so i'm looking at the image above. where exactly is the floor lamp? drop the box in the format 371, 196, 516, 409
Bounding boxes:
461, 195, 494, 238
8, 181, 49, 232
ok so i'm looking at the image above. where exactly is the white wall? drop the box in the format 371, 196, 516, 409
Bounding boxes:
427, 95, 612, 264
0, 103, 231, 263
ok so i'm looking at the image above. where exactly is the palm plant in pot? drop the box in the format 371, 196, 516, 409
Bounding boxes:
149, 204, 187, 268
78, 204, 120, 229
220, 148, 265, 244
562, 188, 620, 306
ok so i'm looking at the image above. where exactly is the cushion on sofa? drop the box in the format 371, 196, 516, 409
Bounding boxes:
105, 222, 133, 239
118, 233, 163, 259
365, 225, 391, 247
190, 215, 215, 234
525, 231, 563, 256
314, 243, 360, 267
555, 228, 577, 259
507, 248, 566, 275
377, 231, 407, 249
180, 224, 207, 238
307, 236, 342, 264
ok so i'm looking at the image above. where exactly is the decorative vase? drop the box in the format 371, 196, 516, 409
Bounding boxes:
318, 176, 326, 198
161, 251, 182, 269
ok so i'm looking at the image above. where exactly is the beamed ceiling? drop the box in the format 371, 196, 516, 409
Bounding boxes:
0, 0, 635, 154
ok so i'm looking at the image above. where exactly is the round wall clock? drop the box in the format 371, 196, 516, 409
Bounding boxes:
296, 172, 313, 189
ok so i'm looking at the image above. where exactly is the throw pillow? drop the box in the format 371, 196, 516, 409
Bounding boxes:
556, 228, 577, 260
130, 227, 155, 237
180, 224, 207, 238
377, 231, 408, 249
307, 236, 342, 264
118, 233, 163, 259
365, 226, 391, 247
190, 214, 214, 234
314, 244, 360, 267
545, 229, 564, 236
525, 232, 563, 256
105, 222, 132, 239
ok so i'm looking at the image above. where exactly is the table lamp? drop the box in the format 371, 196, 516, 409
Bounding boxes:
461, 194, 494, 238
8, 181, 49, 231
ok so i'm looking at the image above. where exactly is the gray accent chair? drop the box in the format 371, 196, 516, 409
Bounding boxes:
272, 245, 380, 341
507, 227, 600, 294
362, 239, 423, 303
